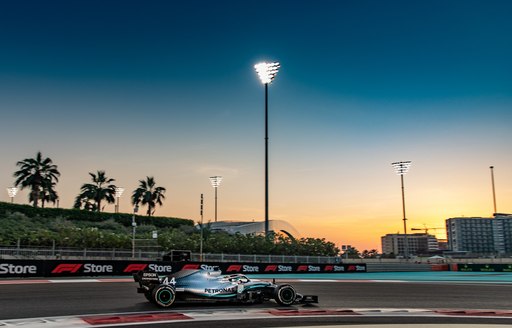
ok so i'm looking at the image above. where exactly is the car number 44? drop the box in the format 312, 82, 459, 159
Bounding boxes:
161, 277, 176, 285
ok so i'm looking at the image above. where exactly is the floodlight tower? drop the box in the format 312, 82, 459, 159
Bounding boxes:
490, 166, 497, 215
391, 161, 412, 258
6, 187, 18, 203
254, 61, 280, 237
115, 187, 124, 214
209, 176, 223, 222
200, 193, 204, 261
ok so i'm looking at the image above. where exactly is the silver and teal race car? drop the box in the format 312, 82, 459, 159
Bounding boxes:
133, 267, 318, 308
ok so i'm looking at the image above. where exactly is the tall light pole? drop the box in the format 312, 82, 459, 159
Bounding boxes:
132, 204, 139, 258
391, 161, 412, 259
115, 187, 124, 214
490, 166, 497, 215
6, 187, 18, 203
200, 193, 204, 261
209, 176, 223, 222
254, 61, 280, 237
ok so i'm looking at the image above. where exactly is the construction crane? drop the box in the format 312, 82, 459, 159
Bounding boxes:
411, 225, 444, 235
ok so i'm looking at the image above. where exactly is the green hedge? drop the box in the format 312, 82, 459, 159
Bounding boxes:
0, 202, 194, 229
0, 202, 341, 256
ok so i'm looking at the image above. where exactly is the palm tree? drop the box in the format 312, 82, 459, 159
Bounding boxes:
74, 197, 97, 211
74, 170, 116, 212
131, 176, 166, 216
37, 179, 59, 208
13, 152, 60, 207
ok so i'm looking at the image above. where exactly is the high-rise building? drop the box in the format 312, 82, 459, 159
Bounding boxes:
446, 217, 494, 253
381, 233, 439, 256
445, 214, 512, 255
492, 214, 512, 254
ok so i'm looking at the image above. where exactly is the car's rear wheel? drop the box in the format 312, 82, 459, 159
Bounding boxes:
151, 284, 176, 308
274, 284, 296, 306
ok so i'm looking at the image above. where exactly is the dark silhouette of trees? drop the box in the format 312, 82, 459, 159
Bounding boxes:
131, 176, 166, 216
74, 170, 116, 212
13, 152, 60, 207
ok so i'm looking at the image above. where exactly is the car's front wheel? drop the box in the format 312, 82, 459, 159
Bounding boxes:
274, 284, 296, 306
151, 284, 176, 308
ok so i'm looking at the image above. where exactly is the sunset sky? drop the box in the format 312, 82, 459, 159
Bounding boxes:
0, 1, 511, 251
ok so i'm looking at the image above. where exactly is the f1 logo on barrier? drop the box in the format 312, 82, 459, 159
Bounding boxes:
123, 264, 148, 273
226, 265, 242, 273
52, 264, 82, 273
265, 265, 278, 272
182, 264, 200, 270
324, 265, 346, 272
264, 265, 292, 272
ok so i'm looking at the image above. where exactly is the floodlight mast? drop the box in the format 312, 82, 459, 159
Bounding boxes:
209, 176, 223, 222
200, 193, 204, 261
254, 62, 280, 85
391, 161, 412, 259
254, 62, 280, 237
490, 166, 497, 215
115, 187, 124, 213
7, 187, 18, 203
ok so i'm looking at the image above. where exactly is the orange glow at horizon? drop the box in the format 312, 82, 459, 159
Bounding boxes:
6, 153, 507, 254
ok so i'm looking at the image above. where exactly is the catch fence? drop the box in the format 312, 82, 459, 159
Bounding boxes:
0, 245, 341, 263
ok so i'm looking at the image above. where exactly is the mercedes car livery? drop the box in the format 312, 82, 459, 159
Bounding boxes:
133, 266, 318, 308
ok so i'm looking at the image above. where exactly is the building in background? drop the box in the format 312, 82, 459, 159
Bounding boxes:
492, 214, 512, 254
381, 233, 439, 256
445, 214, 512, 255
446, 217, 494, 253
437, 239, 449, 251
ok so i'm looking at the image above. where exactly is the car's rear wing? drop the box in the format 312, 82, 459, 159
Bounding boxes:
133, 270, 160, 285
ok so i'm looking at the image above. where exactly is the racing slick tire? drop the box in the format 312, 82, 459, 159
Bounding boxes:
274, 284, 296, 306
151, 284, 176, 308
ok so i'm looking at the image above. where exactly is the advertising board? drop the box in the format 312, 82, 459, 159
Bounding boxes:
0, 260, 366, 278
455, 263, 512, 272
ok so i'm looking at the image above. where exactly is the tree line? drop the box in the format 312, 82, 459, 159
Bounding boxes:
7, 152, 381, 258
13, 151, 165, 216
0, 202, 342, 256
0, 202, 383, 257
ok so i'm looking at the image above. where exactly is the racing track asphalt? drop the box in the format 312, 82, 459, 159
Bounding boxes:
1, 274, 512, 327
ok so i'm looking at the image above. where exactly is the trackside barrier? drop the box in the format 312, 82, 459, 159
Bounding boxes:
0, 246, 344, 263
0, 260, 367, 278
452, 263, 512, 272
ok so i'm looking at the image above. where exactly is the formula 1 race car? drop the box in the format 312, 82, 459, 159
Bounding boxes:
133, 266, 318, 308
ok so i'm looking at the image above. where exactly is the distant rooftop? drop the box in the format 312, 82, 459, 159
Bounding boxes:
494, 213, 512, 217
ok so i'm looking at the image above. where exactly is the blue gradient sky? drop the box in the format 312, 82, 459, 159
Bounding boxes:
1, 1, 511, 250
